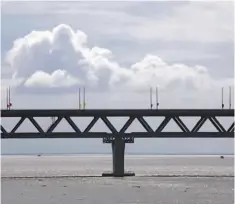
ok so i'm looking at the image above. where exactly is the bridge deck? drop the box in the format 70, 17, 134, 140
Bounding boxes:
1, 109, 234, 117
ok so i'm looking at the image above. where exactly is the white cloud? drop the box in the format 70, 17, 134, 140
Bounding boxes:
3, 24, 233, 94
24, 69, 80, 87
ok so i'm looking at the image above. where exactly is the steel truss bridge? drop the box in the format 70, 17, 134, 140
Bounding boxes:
1, 109, 234, 177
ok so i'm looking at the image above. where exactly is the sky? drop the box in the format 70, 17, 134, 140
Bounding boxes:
1, 1, 234, 154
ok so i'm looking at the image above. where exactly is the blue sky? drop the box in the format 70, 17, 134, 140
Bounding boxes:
1, 1, 234, 154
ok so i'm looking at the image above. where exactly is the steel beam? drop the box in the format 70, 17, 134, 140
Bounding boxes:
1, 125, 7, 134
156, 117, 171, 132
227, 122, 234, 132
84, 117, 99, 133
132, 132, 233, 138
1, 111, 234, 139
1, 132, 233, 138
28, 117, 44, 133
1, 132, 109, 139
1, 109, 234, 117
101, 116, 118, 133
64, 116, 81, 133
173, 117, 190, 132
11, 117, 26, 133
137, 117, 153, 132
208, 117, 226, 132
119, 117, 135, 133
192, 117, 207, 132
47, 116, 63, 133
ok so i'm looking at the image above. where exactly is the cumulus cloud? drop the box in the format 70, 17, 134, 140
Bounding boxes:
3, 24, 233, 93
24, 69, 80, 87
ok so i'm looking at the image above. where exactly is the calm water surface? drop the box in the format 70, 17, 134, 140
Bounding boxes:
1, 155, 233, 177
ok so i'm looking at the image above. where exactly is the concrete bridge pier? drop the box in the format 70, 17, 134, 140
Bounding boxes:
102, 136, 135, 177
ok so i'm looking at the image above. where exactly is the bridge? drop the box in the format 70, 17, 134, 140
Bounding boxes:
1, 109, 234, 177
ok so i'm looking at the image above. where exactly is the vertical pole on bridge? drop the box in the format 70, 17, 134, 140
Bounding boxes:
6, 87, 12, 110
222, 87, 224, 109
150, 87, 153, 109
6, 87, 8, 110
156, 86, 159, 110
83, 87, 86, 110
79, 87, 81, 110
229, 86, 231, 109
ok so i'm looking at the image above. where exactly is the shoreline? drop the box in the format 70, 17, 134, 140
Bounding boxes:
2, 175, 234, 179
1, 153, 234, 157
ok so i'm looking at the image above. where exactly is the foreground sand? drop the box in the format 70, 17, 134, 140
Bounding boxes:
1, 155, 234, 204
2, 177, 233, 204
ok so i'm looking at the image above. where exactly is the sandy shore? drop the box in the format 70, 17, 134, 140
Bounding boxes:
2, 177, 234, 204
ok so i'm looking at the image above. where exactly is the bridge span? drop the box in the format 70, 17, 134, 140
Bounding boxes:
1, 109, 234, 176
